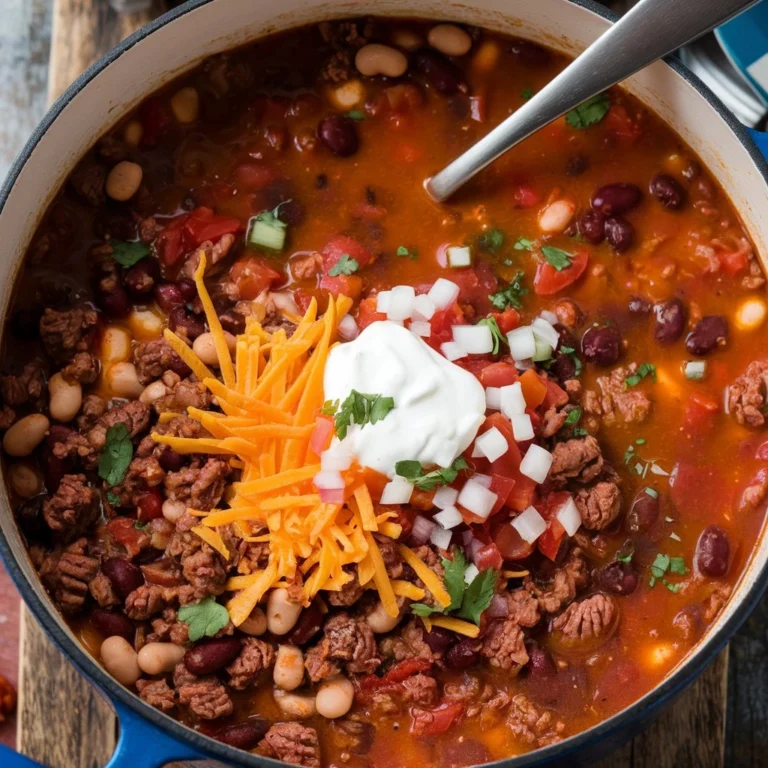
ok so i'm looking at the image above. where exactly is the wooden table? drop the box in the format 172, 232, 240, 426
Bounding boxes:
2, 2, 767, 766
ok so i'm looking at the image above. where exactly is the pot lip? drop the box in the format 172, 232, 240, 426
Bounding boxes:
1, 0, 767, 766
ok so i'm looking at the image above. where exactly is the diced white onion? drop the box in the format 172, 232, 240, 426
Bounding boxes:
447, 246, 472, 268
457, 479, 498, 519
500, 382, 526, 418
452, 325, 494, 355
519, 444, 553, 483
511, 506, 548, 544
271, 290, 300, 317
313, 470, 345, 491
430, 526, 453, 550
650, 463, 669, 476
684, 361, 706, 381
539, 310, 558, 325
475, 427, 508, 463
410, 320, 432, 337
433, 485, 459, 509
514, 358, 535, 371
376, 290, 391, 314
380, 478, 414, 505
433, 505, 463, 529
471, 442, 484, 458
507, 326, 536, 360
411, 514, 437, 544
472, 473, 492, 488
531, 338, 553, 362
485, 387, 501, 410
337, 314, 359, 341
428, 278, 460, 310
440, 341, 467, 362
511, 413, 535, 441
412, 294, 436, 321
320, 442, 354, 472
387, 285, 416, 321
531, 317, 560, 350
463, 563, 479, 585
556, 497, 582, 536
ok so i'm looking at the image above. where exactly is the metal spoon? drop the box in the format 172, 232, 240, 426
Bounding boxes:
425, 0, 760, 202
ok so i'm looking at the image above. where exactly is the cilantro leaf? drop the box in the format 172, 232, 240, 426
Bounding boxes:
457, 568, 497, 625
521, 87, 534, 101
395, 456, 468, 492
664, 580, 683, 594
331, 391, 394, 440
410, 602, 439, 617
110, 240, 150, 268
442, 549, 468, 613
564, 407, 582, 426
541, 246, 572, 271
396, 245, 417, 260
106, 491, 121, 507
513, 237, 534, 251
478, 229, 505, 253
668, 556, 689, 575
98, 423, 133, 486
625, 363, 657, 388
477, 316, 508, 356
565, 93, 611, 130
616, 547, 634, 564
321, 399, 339, 416
489, 271, 527, 311
347, 110, 365, 121
178, 597, 231, 642
328, 253, 359, 277
572, 427, 588, 437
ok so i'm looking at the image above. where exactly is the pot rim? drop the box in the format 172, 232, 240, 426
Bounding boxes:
1, 1, 767, 766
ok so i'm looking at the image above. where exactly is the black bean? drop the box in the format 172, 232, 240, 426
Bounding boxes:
177, 279, 197, 301
695, 526, 730, 577
604, 216, 634, 252
16, 496, 48, 541
102, 557, 144, 601
317, 115, 359, 157
581, 325, 622, 366
275, 199, 305, 227
577, 210, 605, 245
527, 644, 556, 679
626, 489, 660, 533
591, 183, 643, 215
685, 315, 728, 356
445, 637, 480, 669
597, 561, 639, 595
649, 173, 685, 210
413, 49, 465, 94
216, 718, 271, 750
509, 40, 550, 67
219, 310, 246, 336
653, 298, 686, 343
286, 600, 323, 645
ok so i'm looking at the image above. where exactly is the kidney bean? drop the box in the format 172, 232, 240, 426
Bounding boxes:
123, 259, 160, 299
649, 173, 685, 210
591, 183, 642, 215
136, 490, 164, 522
169, 307, 205, 340
216, 718, 271, 750
91, 608, 135, 639
184, 637, 243, 675
628, 296, 651, 314
102, 557, 145, 601
695, 526, 730, 577
685, 315, 728, 356
509, 40, 550, 67
177, 278, 197, 301
581, 325, 622, 366
597, 561, 639, 595
286, 600, 323, 645
10, 309, 42, 340
604, 216, 634, 252
626, 489, 660, 533
317, 115, 359, 157
577, 210, 605, 245
154, 283, 186, 313
653, 298, 686, 343
157, 446, 184, 472
551, 353, 577, 383
445, 637, 480, 669
99, 286, 132, 319
413, 49, 465, 94
527, 644, 556, 679
219, 310, 246, 336
423, 627, 454, 654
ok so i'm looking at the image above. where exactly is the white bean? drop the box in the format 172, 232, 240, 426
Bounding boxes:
366, 600, 404, 634
170, 87, 200, 124
128, 309, 164, 339
101, 636, 141, 686
355, 44, 408, 78
192, 331, 235, 367
123, 120, 143, 147
273, 645, 305, 691
48, 372, 82, 423
106, 161, 143, 202
137, 642, 185, 675
538, 199, 576, 234
107, 362, 144, 399
267, 588, 302, 636
427, 24, 472, 57
8, 463, 43, 498
162, 499, 186, 524
140, 380, 169, 404
3, 414, 49, 457
273, 689, 317, 719
239, 606, 267, 637
316, 675, 354, 719
101, 326, 132, 364
328, 79, 366, 111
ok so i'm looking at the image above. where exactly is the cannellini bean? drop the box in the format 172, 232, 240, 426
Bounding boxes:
472, 40, 501, 73
48, 372, 82, 423
355, 44, 408, 78
192, 331, 236, 367
8, 463, 43, 498
170, 86, 200, 124
274, 689, 317, 719
366, 600, 403, 633
267, 588, 302, 636
107, 362, 144, 399
101, 326, 132, 364
316, 675, 354, 719
391, 28, 423, 51
328, 79, 366, 111
427, 24, 472, 57
140, 380, 169, 404
106, 161, 143, 202
239, 606, 267, 637
128, 309, 164, 339
273, 645, 305, 691
538, 199, 576, 233
3, 414, 49, 457
162, 499, 186, 524
735, 297, 767, 331
137, 642, 185, 675
123, 120, 143, 147
101, 636, 141, 686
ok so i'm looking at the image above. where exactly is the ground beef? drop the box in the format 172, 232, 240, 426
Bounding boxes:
39, 307, 98, 363
177, 674, 233, 720
42, 474, 96, 534
136, 678, 175, 712
575, 481, 622, 530
374, 534, 404, 579
180, 234, 235, 279
400, 674, 438, 705
190, 458, 230, 510
305, 639, 341, 683
133, 339, 187, 385
149, 608, 190, 645
52, 432, 98, 470
324, 612, 379, 675
327, 571, 364, 606
549, 436, 605, 487
124, 585, 179, 620
77, 394, 108, 432
182, 546, 227, 597
506, 588, 541, 628
140, 415, 206, 459
69, 161, 106, 206
506, 694, 565, 747
61, 352, 99, 384
379, 618, 436, 663
0, 405, 15, 430
0, 363, 45, 407
153, 373, 213, 414
583, 365, 652, 425
89, 570, 120, 608
111, 456, 165, 507
551, 593, 618, 644
260, 722, 321, 768
728, 360, 768, 427
540, 406, 568, 438
54, 538, 99, 614
291, 252, 323, 281
87, 400, 150, 452
739, 468, 768, 514
226, 638, 276, 690
482, 618, 529, 672
525, 548, 589, 614
702, 583, 732, 622
553, 299, 583, 329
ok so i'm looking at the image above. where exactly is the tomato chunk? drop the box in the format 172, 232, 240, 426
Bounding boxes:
519, 369, 548, 409
321, 235, 374, 272
534, 247, 589, 296
319, 273, 362, 301
357, 297, 387, 330
410, 702, 465, 736
230, 256, 282, 300
492, 521, 534, 561
480, 362, 518, 388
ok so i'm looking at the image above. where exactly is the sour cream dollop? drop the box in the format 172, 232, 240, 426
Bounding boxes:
323, 320, 486, 478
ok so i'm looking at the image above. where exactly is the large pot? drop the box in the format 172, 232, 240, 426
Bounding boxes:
1, 1, 768, 767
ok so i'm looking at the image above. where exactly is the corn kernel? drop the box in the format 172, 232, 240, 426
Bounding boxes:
735, 297, 767, 332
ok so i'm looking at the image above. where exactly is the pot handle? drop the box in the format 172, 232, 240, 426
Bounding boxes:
747, 127, 768, 160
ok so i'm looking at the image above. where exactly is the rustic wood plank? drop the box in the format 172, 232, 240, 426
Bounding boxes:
0, 565, 21, 750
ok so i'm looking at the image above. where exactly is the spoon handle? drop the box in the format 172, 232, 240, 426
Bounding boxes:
426, 0, 760, 202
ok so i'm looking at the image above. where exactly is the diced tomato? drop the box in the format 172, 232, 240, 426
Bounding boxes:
155, 224, 184, 266
233, 162, 277, 191
136, 490, 163, 522
448, 261, 499, 311
155, 207, 242, 267
492, 521, 534, 561
537, 518, 567, 562
482, 413, 537, 511
469, 94, 486, 123
106, 517, 148, 559
489, 474, 516, 513
479, 361, 518, 388
319, 273, 362, 301
383, 83, 424, 112
359, 657, 432, 697
720, 248, 750, 276
410, 489, 436, 511
541, 378, 568, 410
491, 307, 521, 334
410, 702, 465, 736
357, 297, 387, 330
293, 289, 314, 315
429, 302, 466, 347
321, 235, 374, 272
473, 542, 503, 571
603, 104, 643, 143
513, 185, 541, 209
229, 256, 282, 300
534, 247, 589, 296
519, 369, 548, 409
139, 98, 172, 147
684, 390, 719, 433
309, 416, 334, 456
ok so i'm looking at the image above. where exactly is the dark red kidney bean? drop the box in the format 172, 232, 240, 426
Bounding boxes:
177, 279, 197, 301
509, 40, 550, 67
604, 216, 634, 252
317, 115, 359, 157
169, 307, 205, 340
219, 310, 246, 336
551, 353, 577, 383
167, 355, 192, 379
581, 326, 622, 366
123, 258, 160, 299
10, 309, 42, 340
98, 286, 132, 318
42, 427, 75, 493
649, 173, 685, 210
286, 600, 323, 645
184, 637, 243, 675
597, 561, 638, 595
91, 608, 135, 639
685, 315, 728, 356
413, 49, 465, 94
527, 644, 556, 679
157, 446, 184, 472
653, 298, 686, 343
626, 489, 660, 532
445, 637, 480, 669
577, 210, 605, 244
154, 283, 186, 313
695, 526, 730, 577
628, 296, 651, 314
216, 718, 271, 750
591, 183, 642, 215
102, 557, 145, 601
566, 154, 589, 176
136, 490, 164, 522
423, 627, 453, 654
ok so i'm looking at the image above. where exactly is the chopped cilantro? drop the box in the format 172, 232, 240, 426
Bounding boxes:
320, 399, 339, 416
489, 271, 527, 311
616, 547, 634, 564
625, 362, 657, 388
541, 246, 572, 271
565, 93, 611, 129
521, 87, 534, 101
664, 581, 683, 594
572, 427, 588, 438
478, 228, 505, 253
564, 407, 582, 426
558, 345, 583, 377
134, 520, 148, 530
178, 597, 231, 642
328, 253, 359, 277
106, 491, 121, 507
98, 423, 133, 487
649, 552, 688, 588
669, 556, 688, 575
110, 240, 150, 268
443, 548, 468, 613
457, 567, 497, 625
395, 456, 468, 492
347, 110, 365, 121
331, 391, 395, 440
635, 437, 646, 445
396, 245, 417, 260
513, 237, 534, 251
477, 316, 508, 356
